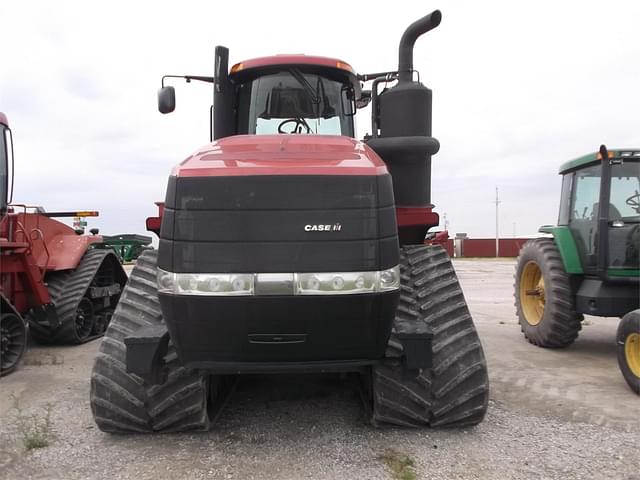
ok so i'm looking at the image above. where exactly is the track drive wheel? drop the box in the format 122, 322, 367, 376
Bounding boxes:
617, 310, 640, 394
371, 245, 489, 428
514, 238, 583, 347
1, 312, 27, 377
90, 250, 211, 433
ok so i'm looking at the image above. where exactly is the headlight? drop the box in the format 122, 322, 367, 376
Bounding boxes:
295, 271, 377, 295
157, 266, 400, 296
157, 270, 254, 296
378, 266, 401, 292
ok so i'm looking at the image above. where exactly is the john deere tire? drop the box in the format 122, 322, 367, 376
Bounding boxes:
90, 250, 210, 433
514, 238, 583, 347
371, 245, 489, 428
616, 310, 640, 394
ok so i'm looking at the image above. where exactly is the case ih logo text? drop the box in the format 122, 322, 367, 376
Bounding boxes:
304, 223, 342, 232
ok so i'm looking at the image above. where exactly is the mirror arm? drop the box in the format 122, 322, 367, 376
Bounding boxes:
357, 71, 398, 82
161, 75, 215, 87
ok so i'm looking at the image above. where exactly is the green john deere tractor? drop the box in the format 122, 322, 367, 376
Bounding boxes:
514, 145, 640, 394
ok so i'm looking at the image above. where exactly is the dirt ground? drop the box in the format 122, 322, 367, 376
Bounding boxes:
0, 259, 638, 480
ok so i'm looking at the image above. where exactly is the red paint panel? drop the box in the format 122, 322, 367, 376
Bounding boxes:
173, 135, 389, 178
8, 213, 100, 270
396, 207, 439, 227
440, 239, 454, 256
146, 217, 161, 235
146, 202, 164, 236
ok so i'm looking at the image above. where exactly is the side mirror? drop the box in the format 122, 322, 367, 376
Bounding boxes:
341, 85, 356, 117
158, 86, 176, 114
356, 90, 372, 109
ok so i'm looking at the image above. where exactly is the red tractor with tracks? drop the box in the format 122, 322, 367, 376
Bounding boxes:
0, 113, 127, 376
90, 10, 490, 432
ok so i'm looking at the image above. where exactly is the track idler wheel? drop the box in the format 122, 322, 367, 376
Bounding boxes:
74, 297, 95, 341
1, 312, 28, 377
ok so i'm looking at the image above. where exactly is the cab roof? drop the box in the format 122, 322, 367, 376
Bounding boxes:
559, 148, 640, 174
230, 54, 355, 76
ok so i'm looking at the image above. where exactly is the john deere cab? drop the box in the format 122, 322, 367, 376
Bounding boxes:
514, 146, 640, 393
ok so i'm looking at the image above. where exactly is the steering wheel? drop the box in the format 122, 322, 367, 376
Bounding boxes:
626, 192, 640, 213
278, 118, 311, 134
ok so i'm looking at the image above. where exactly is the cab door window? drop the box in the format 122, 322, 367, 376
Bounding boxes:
608, 161, 640, 268
569, 165, 601, 269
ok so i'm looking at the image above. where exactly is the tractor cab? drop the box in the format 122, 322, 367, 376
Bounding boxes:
229, 56, 358, 137
556, 148, 640, 275
157, 52, 361, 141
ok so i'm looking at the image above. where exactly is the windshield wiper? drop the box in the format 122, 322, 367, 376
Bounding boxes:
289, 68, 320, 104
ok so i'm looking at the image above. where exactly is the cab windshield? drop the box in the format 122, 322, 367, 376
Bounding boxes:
236, 69, 355, 137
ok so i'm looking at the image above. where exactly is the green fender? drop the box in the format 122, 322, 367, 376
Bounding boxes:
538, 225, 584, 274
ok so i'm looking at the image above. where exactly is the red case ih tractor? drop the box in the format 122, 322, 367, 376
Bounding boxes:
90, 10, 490, 432
0, 113, 127, 376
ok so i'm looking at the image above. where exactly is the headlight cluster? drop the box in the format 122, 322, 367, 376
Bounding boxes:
157, 271, 254, 296
157, 266, 400, 296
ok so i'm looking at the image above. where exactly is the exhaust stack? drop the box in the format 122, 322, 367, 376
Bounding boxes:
365, 11, 442, 243
398, 10, 442, 83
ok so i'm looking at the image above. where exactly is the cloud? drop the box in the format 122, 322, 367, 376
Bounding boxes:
62, 70, 107, 101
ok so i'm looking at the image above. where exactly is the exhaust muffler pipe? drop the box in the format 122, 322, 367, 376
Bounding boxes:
398, 10, 442, 83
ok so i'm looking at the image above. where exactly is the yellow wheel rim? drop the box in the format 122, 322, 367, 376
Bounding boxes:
624, 333, 640, 378
520, 261, 545, 326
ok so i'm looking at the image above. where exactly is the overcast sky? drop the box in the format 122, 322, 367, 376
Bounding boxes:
1, 1, 638, 239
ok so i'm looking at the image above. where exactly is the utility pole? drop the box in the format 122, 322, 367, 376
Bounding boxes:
495, 186, 500, 257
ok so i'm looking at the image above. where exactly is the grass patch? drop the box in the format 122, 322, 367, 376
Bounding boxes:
378, 449, 418, 480
12, 396, 54, 450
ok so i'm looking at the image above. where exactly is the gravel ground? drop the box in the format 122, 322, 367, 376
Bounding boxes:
0, 259, 638, 480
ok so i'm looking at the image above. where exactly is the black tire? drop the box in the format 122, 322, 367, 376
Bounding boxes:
514, 238, 583, 347
90, 250, 210, 433
0, 311, 27, 377
616, 310, 640, 394
371, 245, 489, 428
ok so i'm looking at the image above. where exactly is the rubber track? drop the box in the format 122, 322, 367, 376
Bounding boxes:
90, 250, 210, 433
371, 245, 489, 428
28, 249, 123, 344
514, 238, 583, 347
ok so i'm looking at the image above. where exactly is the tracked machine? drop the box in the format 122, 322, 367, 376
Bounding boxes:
0, 113, 127, 376
90, 10, 490, 432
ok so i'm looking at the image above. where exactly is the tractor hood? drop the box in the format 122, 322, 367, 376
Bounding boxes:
172, 135, 389, 178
